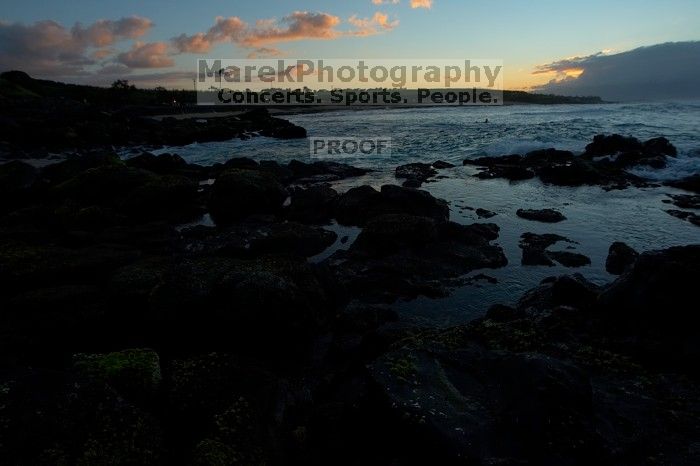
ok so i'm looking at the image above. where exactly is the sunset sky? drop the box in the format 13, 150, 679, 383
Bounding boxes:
1, 0, 699, 92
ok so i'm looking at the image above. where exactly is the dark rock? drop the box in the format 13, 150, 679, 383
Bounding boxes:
222, 157, 259, 170
475, 208, 497, 218
0, 369, 163, 465
125, 152, 191, 175
287, 160, 368, 183
519, 232, 574, 266
120, 174, 201, 222
72, 348, 162, 401
54, 164, 157, 204
333, 185, 382, 225
477, 164, 536, 181
605, 241, 639, 275
524, 148, 575, 165
285, 185, 339, 223
401, 177, 423, 188
40, 152, 123, 185
183, 221, 337, 257
335, 301, 398, 333
464, 154, 523, 167
0, 160, 37, 193
432, 160, 455, 169
518, 274, 601, 311
665, 174, 700, 193
584, 134, 643, 156
598, 245, 700, 365
548, 250, 591, 268
350, 214, 439, 256
665, 194, 700, 209
516, 208, 566, 223
369, 343, 597, 464
643, 136, 677, 156
327, 219, 506, 302
208, 169, 288, 225
395, 163, 437, 184
334, 184, 449, 226
666, 209, 700, 226
536, 158, 602, 186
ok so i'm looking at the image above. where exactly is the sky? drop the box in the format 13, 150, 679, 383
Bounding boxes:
1, 0, 699, 96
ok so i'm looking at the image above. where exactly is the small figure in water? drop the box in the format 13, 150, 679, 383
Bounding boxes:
484, 118, 489, 123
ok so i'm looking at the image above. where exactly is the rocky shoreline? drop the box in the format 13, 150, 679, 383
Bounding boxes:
1, 120, 699, 465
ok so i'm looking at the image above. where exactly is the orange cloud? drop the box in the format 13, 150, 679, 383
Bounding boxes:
117, 41, 174, 68
410, 0, 433, 9
71, 16, 153, 47
348, 12, 399, 36
240, 11, 342, 47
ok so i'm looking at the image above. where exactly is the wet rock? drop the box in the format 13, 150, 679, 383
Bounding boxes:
519, 232, 574, 266
548, 251, 591, 268
475, 164, 536, 181
643, 136, 678, 156
666, 209, 700, 226
208, 168, 288, 225
126, 151, 186, 171
536, 158, 602, 186
327, 218, 506, 302
475, 208, 496, 218
518, 274, 601, 311
395, 162, 437, 186
350, 214, 439, 256
287, 160, 368, 183
432, 160, 455, 169
285, 184, 338, 224
584, 134, 643, 156
605, 241, 639, 275
516, 208, 566, 223
334, 184, 449, 226
523, 148, 576, 165
183, 221, 337, 257
665, 174, 700, 193
665, 194, 700, 209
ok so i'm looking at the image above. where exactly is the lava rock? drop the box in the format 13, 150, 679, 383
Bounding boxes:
605, 241, 639, 275
516, 208, 567, 223
208, 168, 288, 224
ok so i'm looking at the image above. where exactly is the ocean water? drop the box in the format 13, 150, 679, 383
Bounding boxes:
154, 102, 700, 325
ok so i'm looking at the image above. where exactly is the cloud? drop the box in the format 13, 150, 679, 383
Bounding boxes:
172, 12, 343, 52
348, 12, 399, 36
71, 16, 152, 47
0, 16, 154, 76
171, 16, 247, 53
534, 41, 700, 101
116, 41, 174, 68
246, 47, 284, 59
240, 11, 342, 47
372, 0, 400, 4
410, 0, 433, 9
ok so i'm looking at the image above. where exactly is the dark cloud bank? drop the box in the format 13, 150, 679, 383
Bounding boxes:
535, 41, 700, 101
